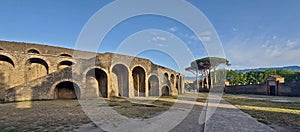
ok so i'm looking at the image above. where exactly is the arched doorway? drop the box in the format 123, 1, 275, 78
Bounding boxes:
162, 86, 170, 96
171, 74, 175, 86
132, 66, 146, 97
26, 58, 48, 82
112, 64, 129, 97
176, 75, 179, 93
164, 73, 169, 82
86, 68, 108, 98
57, 61, 73, 70
0, 55, 14, 99
55, 81, 80, 99
148, 75, 159, 96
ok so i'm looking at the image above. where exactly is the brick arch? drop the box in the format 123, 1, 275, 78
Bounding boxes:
112, 63, 129, 97
57, 60, 74, 70
170, 74, 175, 86
148, 74, 159, 96
85, 67, 108, 98
161, 85, 170, 96
59, 53, 72, 58
50, 80, 80, 99
25, 58, 49, 82
27, 48, 40, 54
176, 75, 180, 92
0, 55, 15, 67
132, 66, 146, 97
0, 54, 15, 98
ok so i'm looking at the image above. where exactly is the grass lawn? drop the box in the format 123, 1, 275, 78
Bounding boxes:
105, 96, 177, 119
223, 95, 300, 131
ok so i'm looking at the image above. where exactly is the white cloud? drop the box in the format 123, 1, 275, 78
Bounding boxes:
152, 36, 167, 41
224, 36, 300, 69
168, 27, 178, 32
286, 39, 297, 48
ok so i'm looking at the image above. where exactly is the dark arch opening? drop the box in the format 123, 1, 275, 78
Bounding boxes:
0, 55, 14, 67
0, 48, 3, 51
26, 58, 49, 82
148, 75, 159, 96
27, 49, 40, 54
27, 58, 49, 73
86, 68, 108, 98
132, 66, 146, 97
112, 64, 129, 97
60, 53, 72, 58
55, 81, 80, 99
57, 61, 74, 70
171, 74, 175, 86
176, 75, 179, 93
162, 86, 170, 96
164, 73, 169, 81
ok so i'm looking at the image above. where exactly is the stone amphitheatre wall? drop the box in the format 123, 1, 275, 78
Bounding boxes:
224, 82, 300, 96
0, 41, 184, 101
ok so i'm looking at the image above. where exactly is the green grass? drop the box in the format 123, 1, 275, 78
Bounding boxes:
223, 96, 300, 130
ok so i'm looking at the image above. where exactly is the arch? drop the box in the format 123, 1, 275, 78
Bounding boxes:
27, 49, 40, 54
54, 81, 80, 99
161, 85, 170, 96
132, 66, 146, 97
0, 55, 14, 98
60, 53, 72, 58
170, 74, 175, 86
164, 73, 169, 81
0, 55, 14, 67
112, 64, 129, 97
148, 75, 159, 96
26, 58, 49, 81
86, 68, 108, 98
176, 75, 179, 93
57, 60, 74, 70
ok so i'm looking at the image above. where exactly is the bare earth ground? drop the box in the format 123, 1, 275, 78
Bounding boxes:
223, 94, 300, 132
0, 100, 91, 131
0, 94, 206, 132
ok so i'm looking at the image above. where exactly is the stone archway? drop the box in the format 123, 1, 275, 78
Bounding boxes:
57, 61, 73, 70
54, 81, 80, 99
27, 49, 40, 54
148, 75, 159, 96
112, 64, 129, 97
132, 66, 146, 97
26, 58, 49, 82
176, 75, 179, 93
162, 85, 170, 96
171, 74, 175, 86
86, 68, 108, 98
0, 55, 14, 99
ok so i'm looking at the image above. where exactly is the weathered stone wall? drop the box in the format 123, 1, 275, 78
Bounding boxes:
224, 84, 266, 95
1, 41, 184, 101
225, 82, 300, 97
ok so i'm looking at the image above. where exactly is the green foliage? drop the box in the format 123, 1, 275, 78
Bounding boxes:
226, 69, 300, 85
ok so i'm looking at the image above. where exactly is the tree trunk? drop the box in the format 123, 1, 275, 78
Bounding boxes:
214, 66, 217, 85
201, 70, 204, 88
210, 69, 213, 88
196, 69, 199, 92
205, 70, 209, 88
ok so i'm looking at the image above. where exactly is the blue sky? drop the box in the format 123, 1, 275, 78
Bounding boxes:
0, 0, 300, 76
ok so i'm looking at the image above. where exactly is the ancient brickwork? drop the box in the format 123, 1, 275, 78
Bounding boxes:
0, 41, 184, 101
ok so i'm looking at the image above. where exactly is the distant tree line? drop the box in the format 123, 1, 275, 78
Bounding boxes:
226, 69, 300, 85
